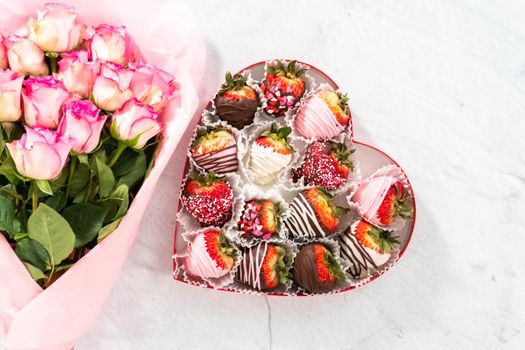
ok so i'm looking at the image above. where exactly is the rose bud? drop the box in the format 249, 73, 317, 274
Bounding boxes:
4, 35, 49, 76
0, 35, 8, 70
110, 98, 162, 150
88, 24, 131, 66
58, 100, 106, 154
92, 62, 133, 112
6, 126, 74, 180
57, 50, 100, 98
23, 76, 71, 129
0, 70, 24, 122
129, 63, 176, 112
27, 3, 84, 53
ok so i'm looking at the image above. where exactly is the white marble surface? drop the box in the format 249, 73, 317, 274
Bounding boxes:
4, 0, 525, 349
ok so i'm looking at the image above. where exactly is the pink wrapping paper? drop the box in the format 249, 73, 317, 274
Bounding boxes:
0, 1, 205, 349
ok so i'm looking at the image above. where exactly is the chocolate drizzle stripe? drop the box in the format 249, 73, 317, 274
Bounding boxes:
285, 193, 325, 239
193, 144, 238, 173
338, 232, 378, 279
239, 243, 268, 290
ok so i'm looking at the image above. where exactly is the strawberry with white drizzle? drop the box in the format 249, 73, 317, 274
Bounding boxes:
248, 123, 293, 185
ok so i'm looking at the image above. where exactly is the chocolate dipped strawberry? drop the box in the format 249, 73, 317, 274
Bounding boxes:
238, 242, 290, 291
292, 243, 345, 293
248, 123, 293, 185
181, 172, 234, 227
376, 181, 412, 225
338, 219, 399, 279
295, 89, 350, 139
238, 199, 281, 240
215, 72, 259, 129
184, 229, 237, 279
260, 60, 307, 117
285, 187, 349, 239
292, 141, 355, 190
191, 128, 237, 174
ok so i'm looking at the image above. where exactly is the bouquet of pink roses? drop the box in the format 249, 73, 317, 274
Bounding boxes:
1, 2, 172, 287
0, 1, 204, 349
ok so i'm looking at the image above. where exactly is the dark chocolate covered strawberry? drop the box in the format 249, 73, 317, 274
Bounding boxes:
292, 243, 345, 293
181, 172, 234, 227
215, 72, 259, 129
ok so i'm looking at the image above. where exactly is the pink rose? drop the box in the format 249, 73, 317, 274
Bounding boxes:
58, 100, 106, 154
57, 50, 99, 98
4, 35, 49, 76
0, 35, 8, 70
88, 24, 131, 66
27, 3, 84, 53
92, 62, 133, 112
23, 76, 71, 129
0, 70, 24, 122
110, 98, 161, 150
6, 126, 74, 180
129, 63, 176, 112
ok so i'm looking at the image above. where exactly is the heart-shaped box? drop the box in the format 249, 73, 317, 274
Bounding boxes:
173, 60, 416, 296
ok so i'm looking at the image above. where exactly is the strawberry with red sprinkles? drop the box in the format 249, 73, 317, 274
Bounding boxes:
181, 172, 234, 227
292, 141, 355, 190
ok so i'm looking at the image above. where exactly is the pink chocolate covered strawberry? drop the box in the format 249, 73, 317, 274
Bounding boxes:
181, 172, 234, 227
260, 60, 307, 117
292, 141, 354, 190
295, 89, 350, 139
184, 229, 237, 279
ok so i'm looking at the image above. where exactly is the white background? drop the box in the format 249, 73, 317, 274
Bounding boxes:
6, 0, 525, 349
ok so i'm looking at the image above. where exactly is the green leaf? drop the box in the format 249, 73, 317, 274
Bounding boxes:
0, 195, 21, 238
35, 179, 53, 196
28, 204, 75, 267
23, 262, 46, 281
96, 158, 115, 198
113, 150, 147, 188
45, 192, 67, 212
111, 185, 129, 220
0, 163, 20, 185
62, 203, 109, 248
97, 218, 122, 243
15, 238, 51, 271
68, 163, 90, 197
